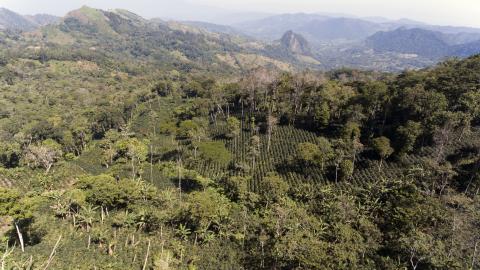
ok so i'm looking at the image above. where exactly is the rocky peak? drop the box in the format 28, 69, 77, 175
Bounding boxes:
280, 30, 312, 56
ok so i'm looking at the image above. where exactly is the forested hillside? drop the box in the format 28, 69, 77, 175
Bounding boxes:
0, 5, 480, 270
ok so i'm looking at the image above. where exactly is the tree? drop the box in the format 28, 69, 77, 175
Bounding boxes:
221, 176, 249, 202
152, 80, 174, 97
77, 204, 99, 249
313, 102, 331, 129
184, 188, 232, 232
0, 142, 21, 168
76, 174, 155, 209
296, 142, 320, 165
342, 121, 363, 171
332, 139, 348, 183
99, 130, 121, 168
0, 188, 40, 252
259, 173, 289, 204
197, 141, 232, 166
372, 136, 394, 169
22, 139, 63, 173
226, 116, 241, 139
248, 135, 261, 173
116, 138, 149, 180
296, 140, 334, 171
316, 137, 333, 171
396, 121, 422, 156
340, 160, 354, 181
266, 114, 278, 152
459, 91, 480, 122
178, 119, 207, 158
29, 120, 62, 142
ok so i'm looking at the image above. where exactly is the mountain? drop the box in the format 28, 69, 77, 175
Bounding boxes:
25, 14, 60, 26
297, 17, 386, 42
451, 39, 480, 57
0, 7, 37, 31
3, 6, 478, 72
233, 14, 392, 43
366, 27, 480, 59
233, 13, 331, 41
181, 21, 248, 37
0, 8, 59, 31
25, 6, 308, 73
234, 13, 480, 46
280, 30, 312, 56
366, 28, 451, 58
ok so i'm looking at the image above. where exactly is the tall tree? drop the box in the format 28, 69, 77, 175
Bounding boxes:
372, 136, 394, 170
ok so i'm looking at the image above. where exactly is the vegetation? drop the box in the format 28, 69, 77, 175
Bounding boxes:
0, 6, 479, 270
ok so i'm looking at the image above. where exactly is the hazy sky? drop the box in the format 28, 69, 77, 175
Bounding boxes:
1, 0, 480, 27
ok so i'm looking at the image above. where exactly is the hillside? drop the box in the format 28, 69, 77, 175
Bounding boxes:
20, 6, 304, 73
1, 24, 480, 267
1, 4, 480, 270
450, 39, 480, 57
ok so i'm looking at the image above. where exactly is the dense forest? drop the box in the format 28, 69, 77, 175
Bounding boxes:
1, 6, 480, 270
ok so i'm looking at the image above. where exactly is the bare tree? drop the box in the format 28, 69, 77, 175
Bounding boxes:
23, 141, 62, 173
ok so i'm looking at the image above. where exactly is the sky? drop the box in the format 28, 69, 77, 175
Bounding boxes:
1, 0, 480, 28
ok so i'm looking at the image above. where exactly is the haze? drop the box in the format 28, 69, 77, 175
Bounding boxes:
1, 0, 480, 28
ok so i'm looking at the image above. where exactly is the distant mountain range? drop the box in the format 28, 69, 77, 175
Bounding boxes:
232, 13, 480, 43
233, 14, 390, 43
367, 27, 480, 59
0, 8, 59, 31
229, 13, 480, 66
0, 6, 479, 71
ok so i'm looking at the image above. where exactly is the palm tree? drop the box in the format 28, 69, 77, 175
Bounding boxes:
77, 204, 98, 249
77, 205, 98, 232
175, 224, 191, 241
134, 210, 148, 232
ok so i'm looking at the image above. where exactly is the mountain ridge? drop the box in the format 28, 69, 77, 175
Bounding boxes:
0, 7, 59, 31
366, 27, 480, 59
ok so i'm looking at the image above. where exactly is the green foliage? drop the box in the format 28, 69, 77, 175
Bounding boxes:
0, 187, 20, 216
197, 141, 231, 166
0, 16, 480, 269
339, 159, 354, 181
259, 172, 289, 203
396, 120, 422, 156
296, 142, 320, 165
372, 136, 394, 163
183, 188, 232, 231
226, 116, 241, 139
221, 176, 249, 202
76, 174, 156, 208
0, 142, 21, 168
